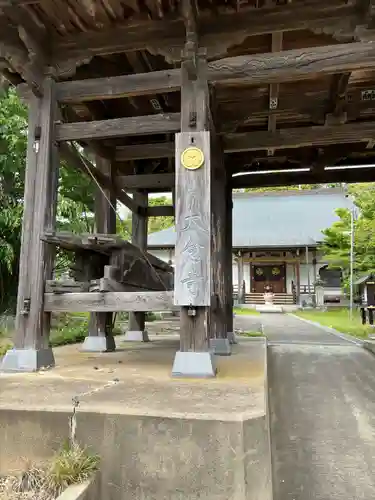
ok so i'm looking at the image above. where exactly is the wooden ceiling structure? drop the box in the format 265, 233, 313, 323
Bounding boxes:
2, 0, 375, 191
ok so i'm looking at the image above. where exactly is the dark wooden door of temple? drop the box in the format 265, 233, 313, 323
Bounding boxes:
251, 264, 286, 293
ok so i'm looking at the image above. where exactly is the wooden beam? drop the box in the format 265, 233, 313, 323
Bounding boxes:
147, 205, 174, 217
42, 231, 173, 272
231, 166, 375, 189
115, 143, 175, 161
115, 121, 375, 160
56, 113, 180, 141
56, 41, 375, 104
51, 1, 356, 64
118, 172, 175, 190
224, 122, 375, 153
44, 291, 176, 312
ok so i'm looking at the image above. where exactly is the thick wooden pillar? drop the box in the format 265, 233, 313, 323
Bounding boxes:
172, 47, 215, 376
208, 138, 233, 355
2, 78, 58, 372
125, 190, 150, 342
225, 186, 234, 335
82, 156, 116, 352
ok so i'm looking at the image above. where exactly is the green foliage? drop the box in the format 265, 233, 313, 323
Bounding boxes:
320, 183, 375, 285
233, 307, 260, 316
295, 308, 372, 339
148, 195, 174, 233
47, 443, 99, 495
239, 331, 264, 337
0, 443, 99, 500
0, 88, 27, 311
0, 89, 98, 310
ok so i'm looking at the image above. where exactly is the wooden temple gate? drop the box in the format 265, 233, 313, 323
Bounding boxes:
1, 0, 375, 375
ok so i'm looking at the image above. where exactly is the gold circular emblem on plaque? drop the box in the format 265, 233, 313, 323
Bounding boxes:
181, 147, 205, 170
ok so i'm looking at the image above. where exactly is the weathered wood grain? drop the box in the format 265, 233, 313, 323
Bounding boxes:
45, 280, 90, 293
55, 42, 375, 103
225, 182, 233, 334
224, 122, 375, 152
113, 121, 375, 162
231, 165, 375, 189
174, 131, 211, 306
115, 143, 175, 161
115, 142, 175, 161
14, 94, 39, 348
128, 191, 148, 332
27, 77, 58, 349
118, 172, 175, 190
209, 131, 228, 339
147, 205, 174, 217
42, 231, 173, 272
44, 291, 176, 312
56, 113, 180, 141
51, 1, 355, 64
56, 70, 181, 103
91, 156, 117, 345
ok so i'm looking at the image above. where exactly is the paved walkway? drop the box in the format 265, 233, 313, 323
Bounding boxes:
250, 313, 375, 500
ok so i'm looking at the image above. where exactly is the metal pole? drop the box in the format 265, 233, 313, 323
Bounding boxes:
349, 206, 354, 321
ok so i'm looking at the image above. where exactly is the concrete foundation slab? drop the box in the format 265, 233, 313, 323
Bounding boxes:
123, 330, 149, 342
0, 337, 271, 500
171, 350, 216, 377
81, 335, 115, 352
0, 347, 55, 372
211, 338, 231, 355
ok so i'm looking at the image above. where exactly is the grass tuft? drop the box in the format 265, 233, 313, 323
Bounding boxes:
0, 444, 99, 500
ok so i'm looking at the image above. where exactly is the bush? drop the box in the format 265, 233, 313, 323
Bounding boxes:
0, 314, 123, 353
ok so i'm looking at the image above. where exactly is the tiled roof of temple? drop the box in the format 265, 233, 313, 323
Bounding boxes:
148, 188, 353, 248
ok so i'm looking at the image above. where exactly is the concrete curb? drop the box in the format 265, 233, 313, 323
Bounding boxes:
288, 313, 364, 346
56, 476, 98, 500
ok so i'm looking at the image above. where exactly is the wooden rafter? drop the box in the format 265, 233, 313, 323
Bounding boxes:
50, 1, 357, 64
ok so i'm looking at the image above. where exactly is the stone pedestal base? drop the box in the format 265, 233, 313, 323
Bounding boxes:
172, 351, 216, 378
0, 347, 55, 372
81, 335, 116, 352
227, 331, 238, 345
211, 338, 231, 355
123, 330, 149, 342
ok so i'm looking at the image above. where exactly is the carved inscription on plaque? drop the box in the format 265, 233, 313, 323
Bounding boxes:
174, 132, 211, 306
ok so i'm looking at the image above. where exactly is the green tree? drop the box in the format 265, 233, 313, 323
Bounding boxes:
320, 183, 375, 285
148, 196, 174, 233
0, 89, 97, 311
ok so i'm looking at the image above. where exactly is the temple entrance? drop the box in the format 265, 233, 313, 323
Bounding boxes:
251, 264, 286, 294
